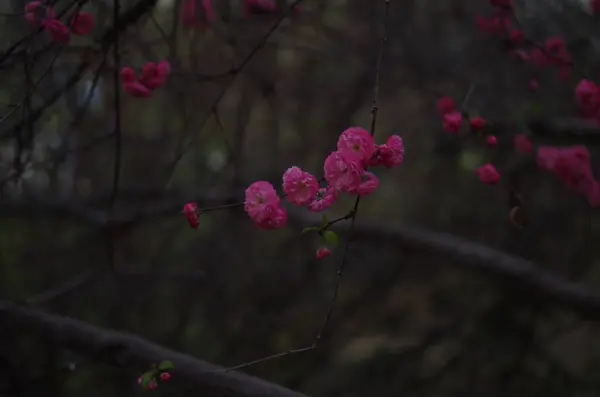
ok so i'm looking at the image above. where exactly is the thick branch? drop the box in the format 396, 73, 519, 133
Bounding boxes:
0, 301, 308, 397
3, 189, 600, 320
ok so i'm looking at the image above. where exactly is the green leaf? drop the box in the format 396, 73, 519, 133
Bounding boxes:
321, 213, 329, 226
323, 230, 339, 247
158, 360, 174, 371
140, 371, 156, 388
301, 226, 320, 235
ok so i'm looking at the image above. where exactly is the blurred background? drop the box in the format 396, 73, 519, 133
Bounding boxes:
1, 0, 600, 396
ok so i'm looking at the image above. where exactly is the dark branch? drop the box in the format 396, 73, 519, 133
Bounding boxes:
0, 301, 309, 397
3, 189, 600, 320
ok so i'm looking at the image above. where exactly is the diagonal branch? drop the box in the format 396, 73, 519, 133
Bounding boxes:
0, 301, 309, 397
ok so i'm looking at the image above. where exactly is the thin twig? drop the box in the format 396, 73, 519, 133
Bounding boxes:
25, 271, 96, 305
212, 0, 392, 372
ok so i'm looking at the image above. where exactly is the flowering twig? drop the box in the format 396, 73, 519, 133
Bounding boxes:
211, 0, 392, 373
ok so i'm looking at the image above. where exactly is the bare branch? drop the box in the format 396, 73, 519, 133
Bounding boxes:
0, 301, 309, 397
3, 189, 600, 320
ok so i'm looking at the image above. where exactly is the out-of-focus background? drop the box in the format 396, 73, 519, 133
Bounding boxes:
1, 0, 600, 396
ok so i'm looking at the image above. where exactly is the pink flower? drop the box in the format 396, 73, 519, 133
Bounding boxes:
244, 181, 280, 223
282, 166, 319, 206
183, 202, 199, 229
575, 79, 597, 106
25, 12, 36, 24
530, 48, 549, 68
157, 60, 171, 77
336, 126, 375, 165
160, 372, 172, 382
254, 206, 287, 230
147, 380, 158, 390
537, 146, 562, 171
202, 0, 216, 25
307, 186, 338, 212
436, 96, 455, 115
43, 18, 70, 44
443, 111, 462, 133
469, 116, 486, 131
70, 12, 94, 35
323, 151, 363, 193
487, 135, 497, 146
476, 164, 500, 185
24, 1, 41, 12
514, 134, 533, 155
356, 172, 379, 196
509, 29, 523, 45
139, 62, 161, 90
316, 247, 331, 260
550, 147, 593, 194
380, 135, 404, 168
123, 81, 152, 98
120, 67, 136, 83
181, 0, 197, 27
368, 135, 405, 168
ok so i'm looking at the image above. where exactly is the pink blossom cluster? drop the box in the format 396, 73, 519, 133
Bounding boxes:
137, 371, 171, 390
477, 0, 572, 83
436, 97, 486, 134
25, 2, 94, 44
575, 79, 600, 125
431, 0, 600, 209
120, 61, 171, 98
538, 146, 600, 207
241, 127, 404, 230
180, 0, 216, 29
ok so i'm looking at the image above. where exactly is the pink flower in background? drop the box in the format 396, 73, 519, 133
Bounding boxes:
180, 0, 197, 27
443, 111, 462, 133
476, 164, 500, 185
70, 11, 94, 35
436, 96, 455, 115
183, 203, 199, 229
316, 247, 331, 260
43, 18, 70, 44
123, 82, 152, 98
514, 134, 533, 154
120, 67, 136, 83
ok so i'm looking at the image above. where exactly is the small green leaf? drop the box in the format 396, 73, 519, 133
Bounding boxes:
322, 213, 329, 226
323, 230, 339, 247
140, 371, 156, 388
158, 360, 174, 371
301, 226, 321, 234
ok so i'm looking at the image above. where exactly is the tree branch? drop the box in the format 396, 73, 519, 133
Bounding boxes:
3, 189, 600, 320
0, 301, 309, 397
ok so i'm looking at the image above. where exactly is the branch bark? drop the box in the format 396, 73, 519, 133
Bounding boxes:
3, 189, 600, 320
0, 301, 309, 397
